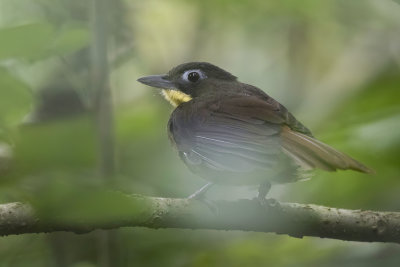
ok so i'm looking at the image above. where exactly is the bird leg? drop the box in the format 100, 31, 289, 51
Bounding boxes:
257, 181, 271, 206
187, 183, 218, 214
187, 182, 214, 200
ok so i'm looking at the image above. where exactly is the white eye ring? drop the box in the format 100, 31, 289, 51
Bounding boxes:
182, 69, 207, 82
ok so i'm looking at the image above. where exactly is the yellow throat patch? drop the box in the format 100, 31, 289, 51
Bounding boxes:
162, 89, 192, 107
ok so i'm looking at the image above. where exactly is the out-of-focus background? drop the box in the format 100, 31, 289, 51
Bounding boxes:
0, 0, 399, 266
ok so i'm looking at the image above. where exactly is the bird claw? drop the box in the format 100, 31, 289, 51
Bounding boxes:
257, 195, 268, 207
256, 196, 279, 209
257, 181, 272, 207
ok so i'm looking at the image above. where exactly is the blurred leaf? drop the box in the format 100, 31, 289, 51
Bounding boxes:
0, 23, 54, 60
193, 235, 334, 267
13, 115, 96, 176
0, 22, 89, 61
0, 68, 32, 126
116, 103, 162, 142
320, 69, 400, 135
49, 23, 90, 55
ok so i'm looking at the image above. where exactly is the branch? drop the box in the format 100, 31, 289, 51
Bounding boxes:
1, 195, 399, 244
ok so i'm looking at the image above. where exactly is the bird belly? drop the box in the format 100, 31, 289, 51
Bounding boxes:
179, 147, 301, 186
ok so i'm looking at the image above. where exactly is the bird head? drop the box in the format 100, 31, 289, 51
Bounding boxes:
137, 62, 237, 106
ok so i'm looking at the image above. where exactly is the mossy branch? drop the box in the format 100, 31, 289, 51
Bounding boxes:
0, 195, 399, 244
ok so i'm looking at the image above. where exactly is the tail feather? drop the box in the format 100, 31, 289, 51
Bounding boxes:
281, 126, 373, 174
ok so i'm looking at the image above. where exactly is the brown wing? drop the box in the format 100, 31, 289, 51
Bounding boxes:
217, 94, 313, 136
169, 94, 372, 185
218, 94, 373, 173
280, 126, 373, 173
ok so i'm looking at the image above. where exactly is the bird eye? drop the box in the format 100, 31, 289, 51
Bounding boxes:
187, 72, 200, 82
182, 69, 205, 83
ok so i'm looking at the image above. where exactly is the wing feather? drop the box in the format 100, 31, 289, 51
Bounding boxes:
168, 93, 372, 186
281, 126, 373, 173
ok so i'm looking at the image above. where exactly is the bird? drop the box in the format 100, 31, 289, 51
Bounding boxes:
137, 62, 373, 202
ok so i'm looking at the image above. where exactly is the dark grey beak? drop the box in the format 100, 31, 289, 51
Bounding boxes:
137, 74, 176, 89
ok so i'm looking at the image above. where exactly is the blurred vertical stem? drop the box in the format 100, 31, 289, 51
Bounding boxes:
286, 19, 310, 109
91, 0, 115, 179
90, 0, 116, 266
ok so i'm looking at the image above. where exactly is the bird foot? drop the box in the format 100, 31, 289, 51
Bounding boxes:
256, 196, 280, 211
257, 181, 272, 206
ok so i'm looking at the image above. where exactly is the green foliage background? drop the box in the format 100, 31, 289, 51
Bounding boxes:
0, 0, 399, 266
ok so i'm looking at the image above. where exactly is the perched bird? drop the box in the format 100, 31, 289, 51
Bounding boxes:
138, 62, 372, 202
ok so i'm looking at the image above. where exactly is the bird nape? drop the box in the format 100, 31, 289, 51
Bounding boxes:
138, 62, 373, 203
